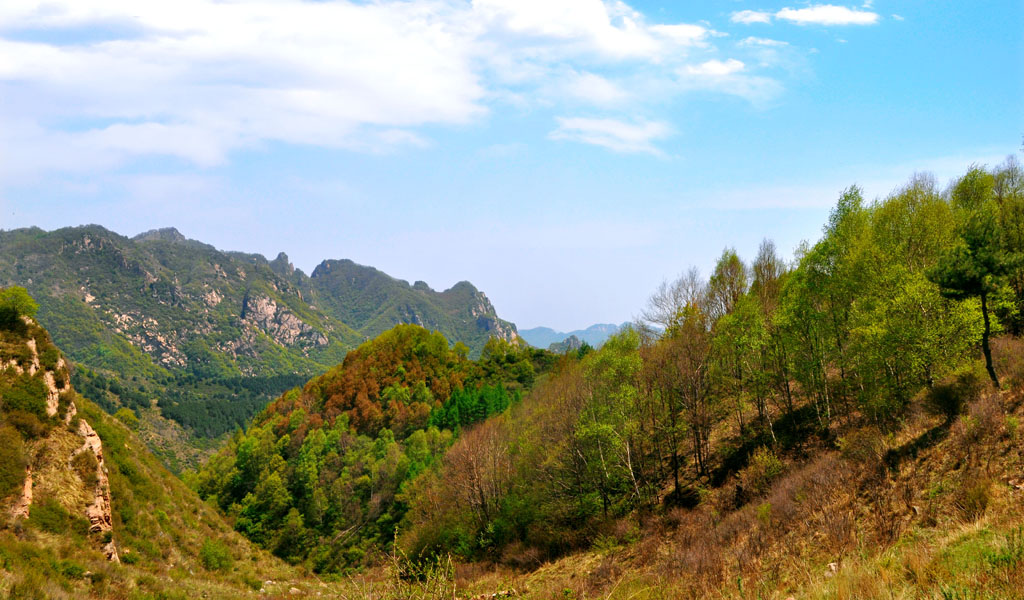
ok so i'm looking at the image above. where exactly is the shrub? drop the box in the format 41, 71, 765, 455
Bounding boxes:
199, 539, 233, 572
0, 287, 38, 328
114, 408, 139, 429
2, 374, 49, 419
0, 426, 27, 499
30, 499, 71, 534
54, 559, 86, 579
839, 427, 885, 466
926, 366, 985, 422
5, 410, 48, 439
72, 450, 99, 489
953, 476, 990, 522
7, 570, 47, 600
739, 447, 784, 499
992, 336, 1024, 388
38, 348, 60, 372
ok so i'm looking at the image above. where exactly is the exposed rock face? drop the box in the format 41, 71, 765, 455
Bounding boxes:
76, 418, 120, 562
469, 290, 519, 343
42, 358, 65, 418
10, 467, 32, 520
242, 293, 328, 348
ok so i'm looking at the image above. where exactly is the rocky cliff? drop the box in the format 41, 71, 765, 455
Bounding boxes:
2, 315, 118, 562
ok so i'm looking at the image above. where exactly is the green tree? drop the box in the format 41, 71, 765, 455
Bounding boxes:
928, 202, 1016, 387
0, 287, 38, 328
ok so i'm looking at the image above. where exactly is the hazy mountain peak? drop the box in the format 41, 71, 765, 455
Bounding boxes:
133, 227, 187, 243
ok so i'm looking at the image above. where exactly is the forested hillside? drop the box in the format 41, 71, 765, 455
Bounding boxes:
194, 325, 554, 572
0, 225, 518, 469
399, 160, 1024, 556
380, 160, 1024, 597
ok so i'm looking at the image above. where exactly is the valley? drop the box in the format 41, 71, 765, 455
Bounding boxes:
2, 162, 1024, 598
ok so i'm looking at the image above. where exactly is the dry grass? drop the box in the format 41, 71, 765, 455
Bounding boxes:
385, 383, 1024, 600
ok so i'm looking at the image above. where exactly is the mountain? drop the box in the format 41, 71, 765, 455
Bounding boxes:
519, 322, 626, 349
0, 225, 518, 469
546, 333, 584, 354
0, 293, 301, 597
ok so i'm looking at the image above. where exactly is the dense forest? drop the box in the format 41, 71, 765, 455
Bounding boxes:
194, 159, 1024, 591
193, 325, 555, 571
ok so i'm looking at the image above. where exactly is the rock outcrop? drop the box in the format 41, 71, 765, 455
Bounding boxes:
241, 293, 328, 348
75, 418, 119, 562
10, 467, 32, 521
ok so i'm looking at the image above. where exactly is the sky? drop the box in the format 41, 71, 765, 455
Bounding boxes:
0, 1, 1022, 331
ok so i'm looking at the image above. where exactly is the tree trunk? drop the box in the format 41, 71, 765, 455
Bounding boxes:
981, 291, 1000, 388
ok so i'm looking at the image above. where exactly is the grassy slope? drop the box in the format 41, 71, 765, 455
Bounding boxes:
452, 396, 1024, 598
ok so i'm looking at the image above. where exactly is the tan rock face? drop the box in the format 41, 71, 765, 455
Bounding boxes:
469, 291, 518, 343
25, 338, 40, 375
10, 467, 32, 520
76, 418, 120, 563
242, 294, 328, 348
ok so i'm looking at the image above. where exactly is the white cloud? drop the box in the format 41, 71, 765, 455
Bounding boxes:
686, 59, 745, 76
739, 37, 789, 47
561, 71, 632, 106
731, 10, 773, 25
473, 0, 712, 60
776, 5, 879, 26
549, 117, 672, 154
0, 0, 784, 175
892, 14, 905, 21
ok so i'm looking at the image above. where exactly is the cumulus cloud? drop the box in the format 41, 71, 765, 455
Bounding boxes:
549, 117, 672, 154
731, 10, 773, 25
732, 5, 879, 27
686, 59, 745, 76
0, 0, 787, 176
776, 5, 879, 26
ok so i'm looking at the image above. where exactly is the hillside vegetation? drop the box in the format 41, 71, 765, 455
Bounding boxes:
4, 158, 1023, 599
236, 159, 1024, 598
0, 289, 302, 599
0, 225, 518, 469
392, 161, 1024, 566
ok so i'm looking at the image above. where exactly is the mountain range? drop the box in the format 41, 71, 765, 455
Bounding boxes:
0, 225, 517, 468
519, 322, 627, 350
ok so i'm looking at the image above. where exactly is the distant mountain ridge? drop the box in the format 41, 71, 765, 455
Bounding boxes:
519, 322, 627, 349
0, 225, 518, 467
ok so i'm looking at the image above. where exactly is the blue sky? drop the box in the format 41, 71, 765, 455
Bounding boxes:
1, 1, 1021, 331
